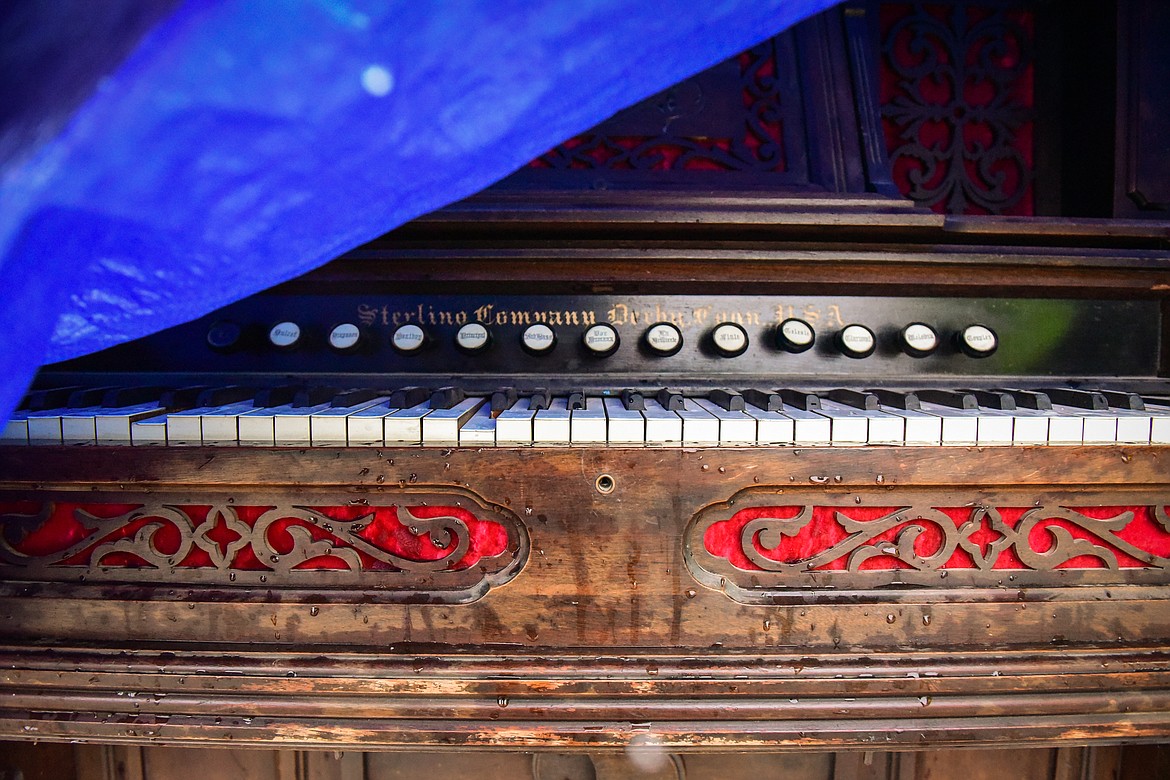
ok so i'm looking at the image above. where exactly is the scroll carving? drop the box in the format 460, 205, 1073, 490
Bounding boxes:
879, 1, 1036, 215
686, 488, 1170, 603
0, 492, 528, 603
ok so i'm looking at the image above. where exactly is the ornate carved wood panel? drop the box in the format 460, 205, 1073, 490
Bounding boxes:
687, 488, 1170, 604
878, 1, 1037, 215
0, 490, 528, 603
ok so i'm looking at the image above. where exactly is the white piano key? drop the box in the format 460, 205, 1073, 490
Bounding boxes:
1054, 405, 1117, 444
642, 399, 682, 444
1002, 409, 1050, 445
972, 409, 1014, 445
880, 407, 941, 445
781, 406, 832, 445
603, 397, 645, 444
262, 402, 333, 444
570, 397, 608, 444
458, 404, 497, 445
346, 401, 397, 444
678, 399, 719, 445
812, 400, 869, 445
26, 408, 71, 443
383, 401, 432, 444
95, 403, 167, 442
197, 401, 259, 444
533, 399, 571, 444
422, 397, 486, 444
743, 406, 794, 445
2, 412, 30, 443
917, 402, 979, 446
131, 416, 169, 444
61, 412, 99, 443
1151, 408, 1170, 444
1046, 412, 1084, 445
496, 398, 536, 445
236, 404, 293, 445
692, 398, 756, 444
817, 399, 903, 445
309, 398, 388, 445
1112, 409, 1153, 444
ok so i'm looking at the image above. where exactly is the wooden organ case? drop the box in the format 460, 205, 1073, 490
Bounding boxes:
3, 0, 1170, 774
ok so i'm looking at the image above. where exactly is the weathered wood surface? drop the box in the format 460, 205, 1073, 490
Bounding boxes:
0, 444, 1169, 748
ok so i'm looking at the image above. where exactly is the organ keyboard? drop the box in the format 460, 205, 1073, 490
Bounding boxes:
1, 210, 1168, 753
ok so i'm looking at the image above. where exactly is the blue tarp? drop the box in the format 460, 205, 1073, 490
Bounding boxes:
0, 0, 840, 422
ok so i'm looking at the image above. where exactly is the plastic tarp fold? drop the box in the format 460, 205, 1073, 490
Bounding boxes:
0, 0, 841, 422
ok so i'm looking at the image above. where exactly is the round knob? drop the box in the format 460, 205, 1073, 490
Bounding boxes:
328, 323, 362, 352
454, 323, 491, 354
957, 324, 998, 358
775, 318, 815, 353
899, 322, 939, 357
520, 323, 556, 355
207, 320, 242, 352
582, 323, 620, 357
710, 322, 749, 357
643, 322, 683, 356
836, 324, 876, 358
268, 321, 302, 351
391, 324, 427, 354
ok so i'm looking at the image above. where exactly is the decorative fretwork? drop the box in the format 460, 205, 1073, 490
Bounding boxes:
879, 1, 1036, 214
686, 489, 1170, 603
528, 39, 793, 174
0, 493, 528, 603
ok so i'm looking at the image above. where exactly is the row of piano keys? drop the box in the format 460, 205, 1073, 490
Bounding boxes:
3, 384, 1170, 447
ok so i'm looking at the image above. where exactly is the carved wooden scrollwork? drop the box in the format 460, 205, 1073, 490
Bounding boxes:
0, 490, 528, 603
879, 1, 1036, 215
686, 488, 1170, 603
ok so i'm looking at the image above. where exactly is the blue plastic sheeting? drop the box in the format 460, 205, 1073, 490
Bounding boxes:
0, 0, 839, 423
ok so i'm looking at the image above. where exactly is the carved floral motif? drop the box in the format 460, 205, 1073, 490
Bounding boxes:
879, 1, 1036, 214
687, 489, 1170, 602
0, 495, 528, 602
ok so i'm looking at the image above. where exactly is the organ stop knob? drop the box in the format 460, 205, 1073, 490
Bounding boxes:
775, 318, 815, 353
268, 321, 302, 351
582, 323, 620, 357
454, 323, 491, 354
521, 323, 557, 355
957, 324, 998, 358
391, 324, 427, 354
643, 322, 683, 356
328, 323, 361, 352
899, 322, 939, 357
710, 322, 749, 357
836, 324, 876, 358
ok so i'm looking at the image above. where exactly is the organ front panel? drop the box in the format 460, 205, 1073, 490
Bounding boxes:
2, 0, 1170, 757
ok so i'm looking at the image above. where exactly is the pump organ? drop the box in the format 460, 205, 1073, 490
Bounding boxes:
2, 0, 1170, 757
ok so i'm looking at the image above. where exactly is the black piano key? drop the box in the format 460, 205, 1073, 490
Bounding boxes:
826, 389, 878, 411
1095, 390, 1145, 411
491, 387, 519, 414
961, 389, 1017, 411
996, 389, 1053, 410
331, 388, 384, 408
293, 386, 341, 408
656, 388, 684, 411
102, 386, 170, 407
916, 389, 978, 410
159, 386, 210, 409
67, 386, 121, 408
777, 389, 820, 411
566, 390, 586, 411
1143, 395, 1170, 409
196, 385, 258, 407
1037, 388, 1108, 410
388, 386, 430, 409
709, 388, 745, 411
430, 386, 466, 410
743, 389, 783, 412
254, 385, 299, 408
620, 389, 645, 411
528, 388, 552, 411
867, 389, 920, 411
22, 386, 82, 411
